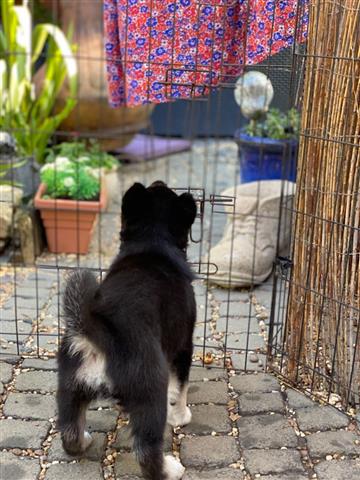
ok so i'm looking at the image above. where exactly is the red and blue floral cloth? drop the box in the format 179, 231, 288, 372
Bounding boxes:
104, 0, 308, 107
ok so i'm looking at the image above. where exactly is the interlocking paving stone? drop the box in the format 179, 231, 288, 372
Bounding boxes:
230, 353, 266, 372
237, 413, 298, 449
182, 405, 231, 435
181, 436, 239, 468
219, 301, 254, 317
0, 354, 20, 364
260, 475, 309, 480
86, 408, 118, 432
0, 418, 49, 449
0, 308, 36, 322
193, 340, 222, 355
251, 288, 273, 308
16, 287, 52, 299
15, 370, 57, 392
183, 468, 242, 479
188, 381, 228, 404
189, 367, 227, 383
115, 452, 143, 477
193, 323, 211, 338
225, 333, 264, 350
193, 282, 207, 297
46, 461, 103, 480
113, 425, 173, 452
113, 426, 135, 451
0, 361, 13, 383
211, 288, 250, 303
286, 389, 315, 409
2, 296, 48, 311
230, 373, 280, 393
0, 451, 40, 480
216, 316, 259, 333
243, 449, 305, 476
48, 432, 107, 461
22, 358, 58, 371
0, 320, 32, 343
4, 392, 56, 420
307, 430, 360, 457
315, 459, 360, 480
296, 405, 349, 432
26, 272, 57, 284
0, 319, 33, 336
35, 335, 59, 351
0, 342, 20, 355
238, 392, 284, 415
196, 305, 210, 323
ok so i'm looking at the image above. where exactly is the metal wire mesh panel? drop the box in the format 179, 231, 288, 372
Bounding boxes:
7, 0, 360, 418
0, 0, 304, 381
268, 0, 360, 412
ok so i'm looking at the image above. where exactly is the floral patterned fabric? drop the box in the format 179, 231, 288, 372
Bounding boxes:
104, 0, 308, 107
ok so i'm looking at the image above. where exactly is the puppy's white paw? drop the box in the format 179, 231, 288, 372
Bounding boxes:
167, 406, 192, 427
163, 455, 185, 480
82, 431, 93, 450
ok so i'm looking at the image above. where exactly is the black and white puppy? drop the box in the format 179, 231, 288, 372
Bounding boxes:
57, 181, 197, 480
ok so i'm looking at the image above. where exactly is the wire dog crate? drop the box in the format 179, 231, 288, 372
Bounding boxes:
1, 0, 359, 417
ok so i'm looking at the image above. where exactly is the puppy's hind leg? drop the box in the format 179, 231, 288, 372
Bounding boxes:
167, 349, 192, 428
57, 385, 92, 455
131, 400, 184, 480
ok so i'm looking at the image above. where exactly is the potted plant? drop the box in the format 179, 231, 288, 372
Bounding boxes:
234, 71, 300, 183
34, 146, 109, 254
45, 140, 120, 201
0, 0, 77, 197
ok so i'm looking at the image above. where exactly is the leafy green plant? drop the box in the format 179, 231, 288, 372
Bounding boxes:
40, 157, 100, 201
0, 0, 77, 163
45, 140, 118, 172
244, 108, 300, 140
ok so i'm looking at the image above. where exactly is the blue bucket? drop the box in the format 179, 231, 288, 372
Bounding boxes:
234, 130, 298, 183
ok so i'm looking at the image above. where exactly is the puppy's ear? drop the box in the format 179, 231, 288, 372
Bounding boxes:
176, 193, 197, 228
122, 183, 149, 222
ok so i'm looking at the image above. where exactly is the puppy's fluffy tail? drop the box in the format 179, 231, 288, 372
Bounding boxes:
63, 269, 98, 334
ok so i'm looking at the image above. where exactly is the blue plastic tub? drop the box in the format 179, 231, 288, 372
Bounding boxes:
234, 130, 298, 183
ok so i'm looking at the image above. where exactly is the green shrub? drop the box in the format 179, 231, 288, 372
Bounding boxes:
45, 140, 118, 172
40, 157, 100, 201
244, 108, 300, 140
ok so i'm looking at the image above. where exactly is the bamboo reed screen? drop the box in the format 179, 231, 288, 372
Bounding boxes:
277, 0, 360, 409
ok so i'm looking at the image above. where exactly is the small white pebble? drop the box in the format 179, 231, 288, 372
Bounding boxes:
326, 455, 333, 461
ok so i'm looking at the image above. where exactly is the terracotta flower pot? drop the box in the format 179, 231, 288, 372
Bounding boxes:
34, 183, 107, 254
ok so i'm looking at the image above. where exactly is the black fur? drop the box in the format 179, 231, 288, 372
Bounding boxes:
57, 181, 197, 480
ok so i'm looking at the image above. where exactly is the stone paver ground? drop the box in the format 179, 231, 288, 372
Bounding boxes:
0, 360, 359, 479
1, 143, 359, 478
